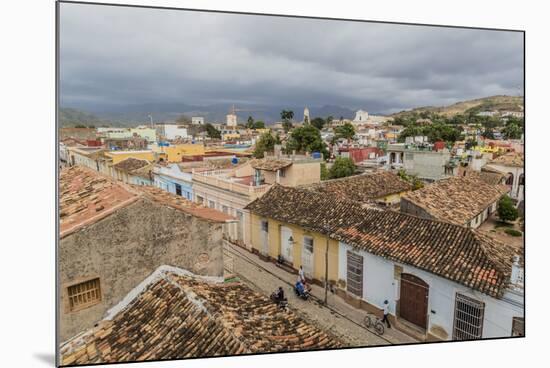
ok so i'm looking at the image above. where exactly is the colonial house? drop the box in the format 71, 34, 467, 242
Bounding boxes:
192, 154, 322, 247
153, 162, 194, 200
386, 143, 452, 181
111, 157, 153, 186
245, 185, 524, 341
59, 167, 235, 341
59, 266, 341, 366
483, 152, 524, 202
300, 170, 412, 206
400, 172, 510, 228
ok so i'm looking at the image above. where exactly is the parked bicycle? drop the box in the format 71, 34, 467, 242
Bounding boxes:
363, 313, 385, 335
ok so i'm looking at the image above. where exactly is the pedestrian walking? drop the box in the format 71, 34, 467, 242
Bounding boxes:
382, 300, 391, 328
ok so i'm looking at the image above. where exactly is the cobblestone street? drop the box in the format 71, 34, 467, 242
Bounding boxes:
224, 241, 417, 347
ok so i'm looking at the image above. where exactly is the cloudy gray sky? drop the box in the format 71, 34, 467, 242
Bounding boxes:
60, 3, 523, 114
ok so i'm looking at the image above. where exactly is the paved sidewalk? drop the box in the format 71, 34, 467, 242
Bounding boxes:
224, 241, 417, 347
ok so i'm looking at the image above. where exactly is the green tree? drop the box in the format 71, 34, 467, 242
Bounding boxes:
328, 157, 355, 179
502, 120, 523, 139
285, 125, 328, 158
326, 116, 334, 126
253, 132, 277, 158
246, 116, 255, 129
205, 123, 221, 139
280, 110, 294, 133
498, 195, 519, 223
334, 122, 355, 141
254, 121, 265, 129
75, 124, 87, 128
310, 117, 326, 130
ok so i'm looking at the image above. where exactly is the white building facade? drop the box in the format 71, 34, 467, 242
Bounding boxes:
338, 242, 524, 340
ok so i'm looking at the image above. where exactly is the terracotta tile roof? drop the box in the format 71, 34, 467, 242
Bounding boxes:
331, 211, 518, 298
490, 152, 524, 167
402, 174, 509, 226
464, 170, 505, 186
302, 171, 411, 202
250, 158, 293, 171
246, 185, 519, 298
135, 186, 236, 223
112, 157, 151, 173
60, 167, 234, 237
245, 184, 371, 234
60, 167, 139, 238
60, 271, 341, 365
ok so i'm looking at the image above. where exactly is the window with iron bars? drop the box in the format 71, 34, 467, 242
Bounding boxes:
67, 278, 102, 312
452, 293, 485, 340
346, 251, 363, 298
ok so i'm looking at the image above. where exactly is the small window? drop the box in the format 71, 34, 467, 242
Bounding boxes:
196, 195, 204, 204
279, 168, 286, 178
261, 220, 269, 232
304, 236, 314, 253
208, 200, 216, 209
511, 317, 524, 337
222, 205, 229, 214
67, 278, 102, 312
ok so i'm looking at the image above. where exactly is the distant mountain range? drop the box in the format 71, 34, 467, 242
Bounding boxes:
60, 95, 524, 128
391, 95, 524, 118
59, 103, 360, 127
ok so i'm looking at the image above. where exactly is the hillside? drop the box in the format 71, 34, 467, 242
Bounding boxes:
391, 95, 524, 118
59, 108, 111, 127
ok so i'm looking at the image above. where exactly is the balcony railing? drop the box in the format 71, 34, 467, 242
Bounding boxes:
192, 171, 271, 198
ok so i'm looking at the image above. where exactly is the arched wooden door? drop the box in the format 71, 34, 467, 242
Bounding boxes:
400, 273, 429, 329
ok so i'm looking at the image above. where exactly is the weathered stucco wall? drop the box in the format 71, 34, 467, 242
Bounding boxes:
249, 214, 339, 283
59, 197, 224, 341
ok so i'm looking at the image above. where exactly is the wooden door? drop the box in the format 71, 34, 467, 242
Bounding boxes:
399, 273, 429, 329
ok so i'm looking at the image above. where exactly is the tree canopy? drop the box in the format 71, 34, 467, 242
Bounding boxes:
498, 195, 518, 223
280, 110, 294, 133
334, 122, 355, 141
205, 123, 221, 139
328, 157, 355, 179
253, 132, 278, 159
398, 122, 463, 143
310, 117, 326, 130
502, 119, 523, 140
285, 125, 328, 158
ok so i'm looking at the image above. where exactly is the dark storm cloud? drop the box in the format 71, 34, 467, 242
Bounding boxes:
59, 3, 523, 114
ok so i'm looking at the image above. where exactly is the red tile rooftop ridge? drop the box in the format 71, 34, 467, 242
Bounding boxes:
60, 166, 235, 238
60, 266, 341, 365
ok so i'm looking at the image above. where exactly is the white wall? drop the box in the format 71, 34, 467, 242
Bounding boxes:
162, 125, 188, 140
338, 242, 523, 339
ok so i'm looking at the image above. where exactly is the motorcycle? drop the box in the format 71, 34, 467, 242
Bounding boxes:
294, 282, 310, 300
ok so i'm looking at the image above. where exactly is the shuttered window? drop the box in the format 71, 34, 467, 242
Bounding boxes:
346, 251, 363, 298
452, 293, 485, 340
67, 278, 102, 312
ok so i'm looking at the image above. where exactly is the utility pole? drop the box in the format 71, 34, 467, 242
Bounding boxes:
324, 237, 329, 305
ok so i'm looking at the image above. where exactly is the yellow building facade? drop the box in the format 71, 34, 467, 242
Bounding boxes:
152, 143, 205, 162
248, 213, 339, 284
